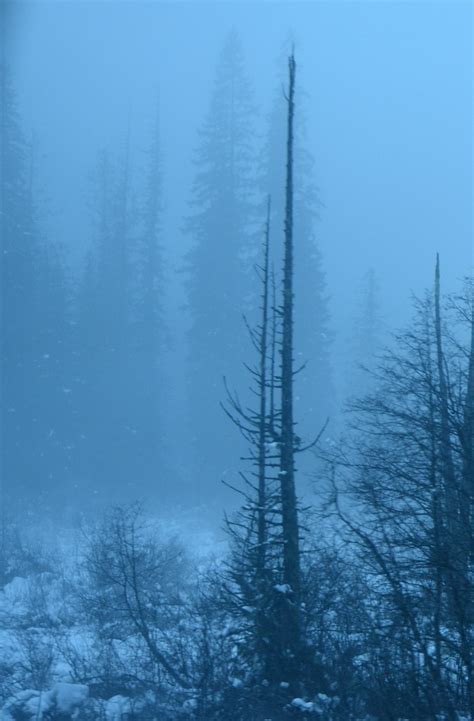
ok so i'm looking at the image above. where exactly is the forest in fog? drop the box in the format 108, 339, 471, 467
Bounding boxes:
0, 1, 473, 719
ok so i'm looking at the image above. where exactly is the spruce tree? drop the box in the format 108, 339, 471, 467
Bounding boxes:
1, 66, 72, 511
75, 118, 167, 503
75, 139, 138, 501
346, 267, 382, 399
133, 104, 165, 493
185, 31, 256, 499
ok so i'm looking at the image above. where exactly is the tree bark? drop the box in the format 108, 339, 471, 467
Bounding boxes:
280, 53, 301, 601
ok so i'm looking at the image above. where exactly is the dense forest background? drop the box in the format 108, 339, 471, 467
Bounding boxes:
0, 1, 472, 720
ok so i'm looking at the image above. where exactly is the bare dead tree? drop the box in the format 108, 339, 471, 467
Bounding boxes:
220, 54, 332, 708
220, 196, 285, 687
279, 53, 301, 608
82, 505, 192, 692
325, 275, 474, 720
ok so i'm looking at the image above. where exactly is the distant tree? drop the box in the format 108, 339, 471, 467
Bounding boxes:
75, 138, 138, 501
74, 150, 111, 499
132, 104, 166, 493
74, 114, 169, 504
345, 267, 382, 400
0, 66, 72, 512
185, 30, 257, 499
135, 103, 164, 358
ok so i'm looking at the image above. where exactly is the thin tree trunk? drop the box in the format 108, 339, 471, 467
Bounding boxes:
461, 298, 474, 716
257, 196, 271, 579
269, 266, 277, 438
280, 53, 301, 601
434, 255, 457, 532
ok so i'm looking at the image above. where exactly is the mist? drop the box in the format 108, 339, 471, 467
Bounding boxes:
1, 1, 473, 719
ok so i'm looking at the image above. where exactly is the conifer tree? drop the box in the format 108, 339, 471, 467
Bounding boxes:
133, 104, 165, 491
75, 116, 168, 502
1, 66, 72, 510
346, 267, 382, 399
185, 31, 257, 497
75, 139, 138, 500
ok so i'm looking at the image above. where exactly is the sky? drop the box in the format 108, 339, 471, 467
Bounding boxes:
4, 1, 472, 336
1, 0, 472, 492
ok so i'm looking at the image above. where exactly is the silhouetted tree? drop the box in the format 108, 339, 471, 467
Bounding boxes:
328, 265, 474, 720
260, 50, 333, 442
218, 57, 330, 720
75, 139, 138, 501
75, 111, 170, 505
277, 54, 311, 694
221, 198, 283, 701
185, 30, 257, 500
346, 267, 382, 400
132, 104, 166, 493
0, 66, 72, 512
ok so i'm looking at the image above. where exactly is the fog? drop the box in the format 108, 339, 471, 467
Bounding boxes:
3, 0, 472, 510
1, 2, 474, 718
8, 2, 471, 284
2, 0, 472, 511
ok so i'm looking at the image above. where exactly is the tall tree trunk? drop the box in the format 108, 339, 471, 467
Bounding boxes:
461, 293, 474, 717
435, 256, 472, 715
434, 256, 458, 545
463, 290, 474, 512
278, 58, 306, 694
280, 53, 301, 601
257, 196, 271, 580
425, 310, 443, 677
